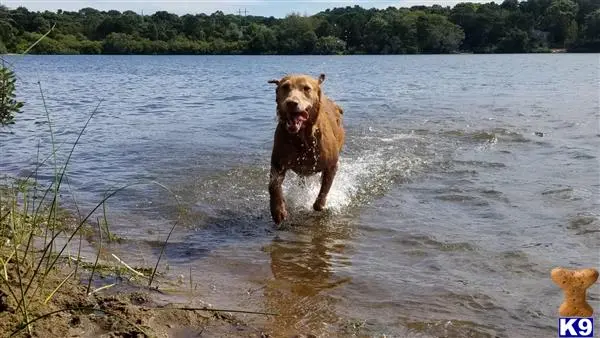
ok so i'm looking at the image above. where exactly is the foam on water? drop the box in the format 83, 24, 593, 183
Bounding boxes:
281, 134, 427, 213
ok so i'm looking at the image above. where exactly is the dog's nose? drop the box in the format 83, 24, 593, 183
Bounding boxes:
286, 101, 299, 110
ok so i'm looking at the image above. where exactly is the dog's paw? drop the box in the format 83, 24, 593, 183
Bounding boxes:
272, 205, 288, 225
313, 198, 326, 211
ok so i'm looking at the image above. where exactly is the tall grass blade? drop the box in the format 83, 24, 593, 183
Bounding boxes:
111, 254, 146, 278
13, 183, 132, 313
86, 217, 102, 295
20, 24, 56, 55
43, 270, 74, 305
145, 181, 184, 288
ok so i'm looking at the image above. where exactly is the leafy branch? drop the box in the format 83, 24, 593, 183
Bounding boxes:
0, 61, 23, 126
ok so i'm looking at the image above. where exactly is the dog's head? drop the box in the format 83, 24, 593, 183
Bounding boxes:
268, 73, 325, 134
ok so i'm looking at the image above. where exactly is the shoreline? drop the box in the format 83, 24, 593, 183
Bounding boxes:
4, 50, 598, 57
4, 51, 593, 56
0, 185, 272, 337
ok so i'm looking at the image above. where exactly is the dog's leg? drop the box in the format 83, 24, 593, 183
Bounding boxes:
313, 163, 338, 211
269, 165, 288, 224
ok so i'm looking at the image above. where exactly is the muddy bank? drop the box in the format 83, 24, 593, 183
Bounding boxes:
0, 186, 275, 338
0, 275, 269, 337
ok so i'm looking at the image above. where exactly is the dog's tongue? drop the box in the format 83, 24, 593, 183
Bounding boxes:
286, 114, 307, 133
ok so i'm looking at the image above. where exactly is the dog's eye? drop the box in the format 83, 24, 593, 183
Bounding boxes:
303, 86, 311, 92
281, 83, 290, 91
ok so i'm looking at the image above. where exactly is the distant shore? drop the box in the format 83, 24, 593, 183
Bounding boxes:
3, 50, 596, 56
1, 3, 598, 56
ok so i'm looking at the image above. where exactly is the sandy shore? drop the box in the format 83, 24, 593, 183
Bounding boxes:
0, 190, 274, 338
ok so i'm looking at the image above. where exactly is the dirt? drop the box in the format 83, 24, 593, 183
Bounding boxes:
0, 187, 274, 338
0, 261, 272, 338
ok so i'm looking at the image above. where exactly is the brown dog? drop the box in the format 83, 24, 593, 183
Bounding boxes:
267, 73, 345, 225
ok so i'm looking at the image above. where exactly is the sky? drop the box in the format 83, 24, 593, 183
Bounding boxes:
1, 0, 489, 18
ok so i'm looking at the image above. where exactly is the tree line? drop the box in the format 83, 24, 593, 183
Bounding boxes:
0, 0, 598, 55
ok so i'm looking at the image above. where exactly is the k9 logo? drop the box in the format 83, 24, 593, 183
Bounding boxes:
558, 318, 594, 337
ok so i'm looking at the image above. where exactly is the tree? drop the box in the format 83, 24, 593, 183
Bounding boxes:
497, 28, 530, 52
0, 5, 18, 50
315, 36, 346, 54
449, 3, 481, 51
277, 14, 317, 54
501, 0, 520, 10
247, 23, 277, 53
315, 19, 339, 37
333, 8, 370, 52
544, 0, 580, 46
224, 22, 242, 41
103, 32, 142, 54
0, 1, 596, 55
0, 64, 23, 126
416, 12, 465, 53
574, 0, 599, 29
583, 9, 600, 40
182, 14, 206, 40
31, 15, 50, 33
364, 14, 389, 53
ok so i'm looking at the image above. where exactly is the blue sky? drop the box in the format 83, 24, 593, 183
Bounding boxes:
2, 0, 488, 17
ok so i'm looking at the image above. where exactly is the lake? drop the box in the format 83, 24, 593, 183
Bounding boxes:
1, 54, 598, 337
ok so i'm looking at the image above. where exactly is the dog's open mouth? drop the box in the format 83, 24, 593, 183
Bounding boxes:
286, 111, 309, 133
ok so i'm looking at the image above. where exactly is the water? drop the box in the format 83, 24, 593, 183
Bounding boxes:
1, 54, 599, 337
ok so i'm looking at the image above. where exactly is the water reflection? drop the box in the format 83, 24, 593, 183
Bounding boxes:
263, 213, 353, 336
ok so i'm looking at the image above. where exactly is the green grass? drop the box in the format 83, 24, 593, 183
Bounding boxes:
0, 27, 184, 336
0, 106, 186, 335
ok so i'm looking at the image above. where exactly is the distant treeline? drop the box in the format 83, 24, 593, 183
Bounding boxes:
0, 0, 598, 55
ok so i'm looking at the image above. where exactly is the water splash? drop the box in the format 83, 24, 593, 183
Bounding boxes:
282, 137, 427, 213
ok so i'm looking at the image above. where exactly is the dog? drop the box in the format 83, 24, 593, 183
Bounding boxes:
267, 73, 345, 225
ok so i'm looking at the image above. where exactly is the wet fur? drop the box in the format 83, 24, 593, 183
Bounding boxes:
267, 73, 345, 225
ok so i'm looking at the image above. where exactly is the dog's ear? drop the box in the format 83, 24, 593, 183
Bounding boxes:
318, 73, 326, 84
268, 79, 280, 85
